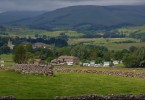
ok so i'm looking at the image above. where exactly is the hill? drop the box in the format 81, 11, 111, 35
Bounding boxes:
0, 11, 45, 24
13, 5, 145, 30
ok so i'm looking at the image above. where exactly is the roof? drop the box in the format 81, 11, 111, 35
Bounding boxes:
51, 56, 79, 63
58, 56, 78, 59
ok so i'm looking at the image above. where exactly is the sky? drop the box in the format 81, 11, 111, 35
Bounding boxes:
0, 0, 145, 12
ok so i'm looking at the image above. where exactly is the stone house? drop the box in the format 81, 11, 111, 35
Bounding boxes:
32, 42, 48, 49
51, 56, 80, 66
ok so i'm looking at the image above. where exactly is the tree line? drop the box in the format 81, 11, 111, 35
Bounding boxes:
13, 43, 145, 68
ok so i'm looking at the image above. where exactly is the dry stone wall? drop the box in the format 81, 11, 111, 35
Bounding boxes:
0, 66, 7, 70
0, 96, 16, 100
0, 67, 3, 70
11, 64, 53, 76
55, 94, 145, 100
54, 67, 145, 78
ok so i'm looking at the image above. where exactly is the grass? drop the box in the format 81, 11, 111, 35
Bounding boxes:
0, 54, 13, 61
2, 61, 15, 67
68, 38, 144, 50
117, 25, 145, 36
98, 43, 145, 50
0, 70, 145, 99
0, 26, 84, 38
0, 54, 14, 67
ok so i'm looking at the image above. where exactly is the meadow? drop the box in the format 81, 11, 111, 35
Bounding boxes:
0, 70, 145, 99
0, 54, 14, 66
68, 38, 144, 50
0, 26, 84, 38
2, 26, 145, 51
117, 25, 145, 36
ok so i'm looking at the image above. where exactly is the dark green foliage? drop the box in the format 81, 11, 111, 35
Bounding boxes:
109, 61, 114, 67
129, 46, 137, 52
0, 37, 11, 54
123, 47, 145, 68
14, 45, 27, 64
0, 35, 68, 48
0, 46, 11, 54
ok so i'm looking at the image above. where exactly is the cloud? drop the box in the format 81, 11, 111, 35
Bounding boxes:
0, 0, 145, 11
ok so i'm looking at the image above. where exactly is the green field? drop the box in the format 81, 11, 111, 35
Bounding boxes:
0, 26, 84, 38
68, 38, 144, 50
117, 25, 145, 36
0, 70, 145, 99
1, 26, 145, 51
0, 54, 13, 61
0, 54, 14, 66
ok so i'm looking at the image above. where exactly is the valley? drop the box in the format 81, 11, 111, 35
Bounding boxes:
1, 4, 145, 99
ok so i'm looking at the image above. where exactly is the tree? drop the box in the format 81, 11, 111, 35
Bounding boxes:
109, 61, 114, 67
0, 46, 11, 54
129, 46, 137, 52
13, 45, 27, 64
123, 47, 145, 68
25, 44, 32, 52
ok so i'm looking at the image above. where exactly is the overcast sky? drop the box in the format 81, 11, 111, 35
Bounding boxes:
0, 0, 145, 12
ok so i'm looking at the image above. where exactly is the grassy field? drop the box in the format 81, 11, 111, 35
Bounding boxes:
68, 38, 144, 50
98, 43, 145, 50
117, 25, 145, 36
0, 54, 14, 66
0, 70, 145, 99
0, 27, 84, 38
0, 54, 13, 61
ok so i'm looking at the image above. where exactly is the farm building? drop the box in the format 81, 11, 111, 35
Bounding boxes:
82, 60, 101, 67
103, 62, 110, 67
51, 56, 80, 66
32, 42, 50, 49
0, 58, 4, 67
113, 60, 119, 65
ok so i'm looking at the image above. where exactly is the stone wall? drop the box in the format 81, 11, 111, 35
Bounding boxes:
54, 67, 145, 78
0, 66, 5, 70
11, 64, 53, 76
55, 94, 145, 100
0, 96, 16, 100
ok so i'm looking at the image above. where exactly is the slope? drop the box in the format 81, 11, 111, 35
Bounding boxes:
13, 5, 145, 29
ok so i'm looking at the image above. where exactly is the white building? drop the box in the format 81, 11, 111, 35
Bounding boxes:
113, 61, 119, 65
103, 62, 110, 67
0, 59, 4, 67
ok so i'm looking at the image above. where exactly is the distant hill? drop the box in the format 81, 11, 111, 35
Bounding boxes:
0, 11, 45, 24
12, 5, 145, 30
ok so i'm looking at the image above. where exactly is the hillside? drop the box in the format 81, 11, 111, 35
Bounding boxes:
0, 11, 45, 24
13, 5, 145, 30
0, 26, 84, 38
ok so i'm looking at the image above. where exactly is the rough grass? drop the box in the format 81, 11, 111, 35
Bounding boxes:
0, 27, 84, 38
0, 54, 14, 67
0, 70, 145, 99
0, 54, 13, 61
68, 38, 144, 50
117, 25, 145, 36
68, 38, 139, 45
98, 43, 145, 50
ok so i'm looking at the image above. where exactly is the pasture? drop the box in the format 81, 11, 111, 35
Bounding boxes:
0, 27, 84, 38
0, 54, 14, 66
68, 38, 144, 50
1, 67, 145, 99
117, 25, 145, 36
